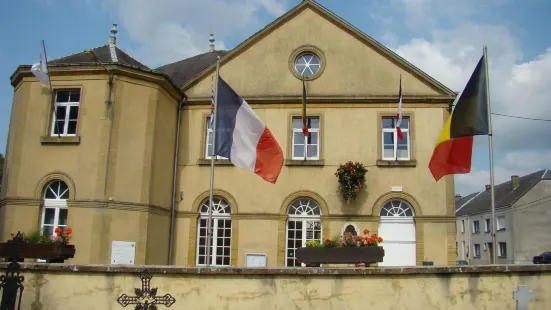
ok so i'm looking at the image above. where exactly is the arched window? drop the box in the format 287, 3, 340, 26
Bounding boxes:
286, 198, 322, 267
41, 180, 69, 236
380, 199, 415, 217
196, 196, 232, 266
342, 223, 358, 237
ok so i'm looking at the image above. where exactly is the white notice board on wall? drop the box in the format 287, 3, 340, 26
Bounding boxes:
111, 241, 136, 265
245, 253, 267, 267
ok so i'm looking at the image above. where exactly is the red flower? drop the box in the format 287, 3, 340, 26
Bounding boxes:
54, 227, 62, 234
363, 229, 369, 235
66, 227, 73, 235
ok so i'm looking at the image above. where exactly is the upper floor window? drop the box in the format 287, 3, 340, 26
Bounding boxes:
461, 220, 465, 233
484, 218, 490, 233
381, 116, 410, 161
51, 90, 80, 137
497, 216, 506, 231
292, 117, 320, 160
472, 220, 480, 233
205, 117, 228, 160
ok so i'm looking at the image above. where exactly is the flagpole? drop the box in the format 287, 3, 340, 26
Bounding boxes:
483, 45, 497, 265
205, 56, 221, 267
41, 40, 60, 138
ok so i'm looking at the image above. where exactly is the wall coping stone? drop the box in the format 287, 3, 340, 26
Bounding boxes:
0, 263, 550, 276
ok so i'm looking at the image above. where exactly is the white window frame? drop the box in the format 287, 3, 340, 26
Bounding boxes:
291, 117, 320, 160
205, 117, 228, 160
497, 216, 506, 231
285, 199, 322, 267
40, 180, 70, 262
461, 220, 465, 233
195, 197, 232, 266
381, 117, 410, 161
474, 244, 481, 257
498, 242, 507, 257
50, 90, 80, 137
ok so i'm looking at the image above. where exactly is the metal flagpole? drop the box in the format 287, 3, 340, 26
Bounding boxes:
41, 40, 60, 138
483, 45, 497, 265
205, 56, 221, 267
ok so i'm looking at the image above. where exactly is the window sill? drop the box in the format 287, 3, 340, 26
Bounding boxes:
285, 159, 325, 166
197, 159, 232, 166
40, 135, 81, 145
376, 159, 416, 167
497, 228, 506, 232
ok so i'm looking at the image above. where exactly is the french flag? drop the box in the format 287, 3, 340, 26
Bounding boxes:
396, 76, 404, 141
214, 76, 284, 184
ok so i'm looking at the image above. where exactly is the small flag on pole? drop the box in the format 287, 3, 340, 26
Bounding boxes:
31, 41, 51, 90
396, 76, 404, 140
301, 78, 309, 137
428, 52, 489, 181
214, 76, 284, 184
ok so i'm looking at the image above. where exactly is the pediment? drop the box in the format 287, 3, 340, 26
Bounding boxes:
183, 1, 455, 102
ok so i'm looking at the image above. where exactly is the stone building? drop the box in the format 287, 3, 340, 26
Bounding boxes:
456, 169, 551, 265
1, 0, 457, 266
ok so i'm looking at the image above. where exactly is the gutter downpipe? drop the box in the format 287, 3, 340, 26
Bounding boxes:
103, 73, 115, 197
168, 96, 185, 265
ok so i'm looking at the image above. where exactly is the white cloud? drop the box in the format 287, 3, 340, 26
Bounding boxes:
390, 22, 551, 195
455, 151, 551, 195
101, 0, 287, 67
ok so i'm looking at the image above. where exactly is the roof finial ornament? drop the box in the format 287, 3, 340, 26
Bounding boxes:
209, 34, 215, 52
108, 22, 118, 45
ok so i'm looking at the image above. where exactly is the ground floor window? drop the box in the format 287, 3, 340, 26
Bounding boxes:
196, 197, 232, 266
285, 198, 322, 267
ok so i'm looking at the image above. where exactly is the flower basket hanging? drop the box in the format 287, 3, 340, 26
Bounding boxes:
334, 161, 368, 201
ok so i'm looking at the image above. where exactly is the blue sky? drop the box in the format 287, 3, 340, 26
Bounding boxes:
1, 0, 550, 194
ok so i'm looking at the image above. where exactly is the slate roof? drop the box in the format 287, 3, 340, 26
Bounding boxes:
456, 169, 551, 216
154, 50, 229, 88
48, 44, 149, 70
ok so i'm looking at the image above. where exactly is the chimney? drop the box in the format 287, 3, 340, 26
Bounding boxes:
511, 175, 520, 189
209, 34, 215, 52
485, 184, 491, 191
108, 23, 118, 45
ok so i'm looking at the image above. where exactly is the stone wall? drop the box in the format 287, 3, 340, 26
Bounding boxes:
2, 264, 550, 309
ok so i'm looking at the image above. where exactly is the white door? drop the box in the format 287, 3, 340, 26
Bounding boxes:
378, 217, 416, 266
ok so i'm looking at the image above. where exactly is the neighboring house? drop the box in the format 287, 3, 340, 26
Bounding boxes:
456, 169, 551, 265
0, 0, 458, 267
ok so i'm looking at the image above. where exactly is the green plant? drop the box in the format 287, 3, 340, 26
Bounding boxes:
305, 240, 322, 248
9, 227, 73, 245
334, 161, 368, 201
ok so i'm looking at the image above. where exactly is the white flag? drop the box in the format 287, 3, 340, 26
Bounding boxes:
31, 41, 50, 89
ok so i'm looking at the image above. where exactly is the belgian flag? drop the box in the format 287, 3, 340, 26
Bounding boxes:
429, 53, 489, 181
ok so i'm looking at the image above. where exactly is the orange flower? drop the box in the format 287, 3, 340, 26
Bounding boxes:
377, 237, 383, 243
54, 227, 62, 234
66, 227, 73, 235
363, 229, 369, 235
65, 238, 70, 243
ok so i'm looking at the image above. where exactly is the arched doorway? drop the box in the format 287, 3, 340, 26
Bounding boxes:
41, 180, 69, 236
196, 196, 232, 266
378, 199, 416, 266
285, 198, 322, 267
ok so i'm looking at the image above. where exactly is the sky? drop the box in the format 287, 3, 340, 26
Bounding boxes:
1, 0, 550, 196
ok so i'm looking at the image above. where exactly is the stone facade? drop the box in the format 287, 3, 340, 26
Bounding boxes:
1, 1, 457, 266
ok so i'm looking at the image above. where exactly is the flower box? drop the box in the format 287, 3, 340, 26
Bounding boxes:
295, 246, 385, 265
0, 242, 75, 262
